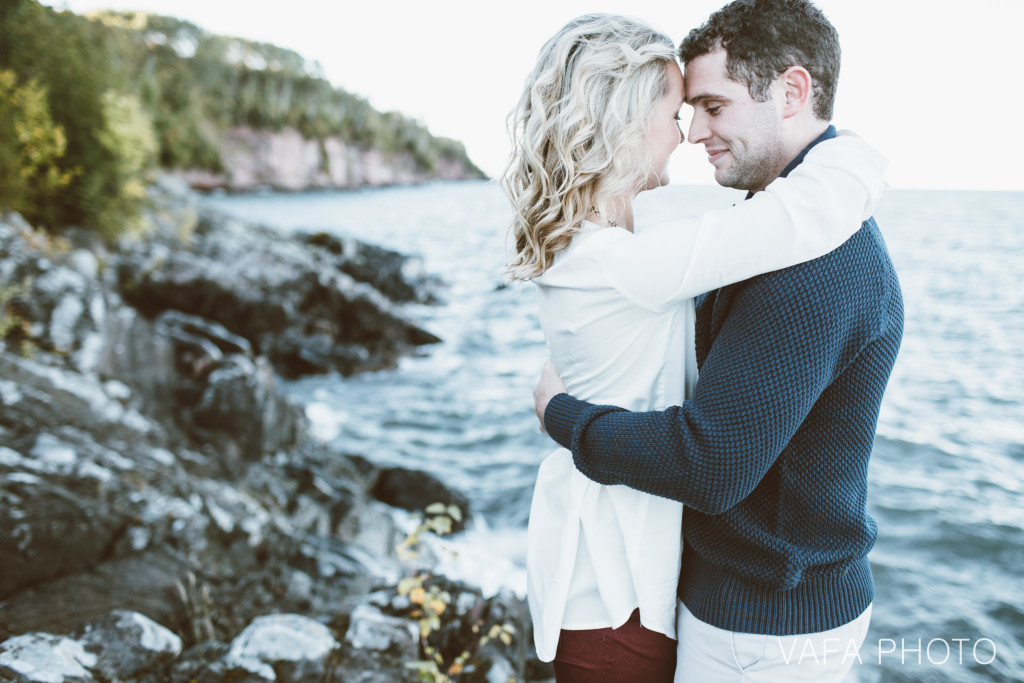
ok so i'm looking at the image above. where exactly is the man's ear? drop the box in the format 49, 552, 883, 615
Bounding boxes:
779, 65, 813, 119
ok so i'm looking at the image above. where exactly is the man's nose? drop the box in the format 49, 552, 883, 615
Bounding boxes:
688, 115, 709, 145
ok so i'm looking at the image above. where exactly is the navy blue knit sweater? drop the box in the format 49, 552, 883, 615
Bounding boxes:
544, 128, 905, 636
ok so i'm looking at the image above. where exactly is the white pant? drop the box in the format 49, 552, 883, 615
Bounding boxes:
674, 601, 872, 683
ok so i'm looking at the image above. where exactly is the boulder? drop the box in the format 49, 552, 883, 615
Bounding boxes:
225, 614, 338, 683
0, 456, 133, 600
0, 549, 193, 642
114, 210, 440, 379
75, 610, 182, 680
371, 467, 472, 532
300, 231, 439, 304
0, 633, 97, 683
336, 604, 420, 683
344, 603, 419, 655
95, 307, 307, 462
0, 351, 157, 443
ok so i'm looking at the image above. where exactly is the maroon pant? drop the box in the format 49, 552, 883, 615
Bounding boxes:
553, 609, 677, 683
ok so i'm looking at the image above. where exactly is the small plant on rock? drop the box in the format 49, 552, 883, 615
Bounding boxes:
395, 503, 518, 683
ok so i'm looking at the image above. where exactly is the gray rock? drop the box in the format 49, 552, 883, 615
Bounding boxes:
220, 656, 276, 681
156, 310, 252, 357
0, 633, 97, 683
0, 237, 108, 373
0, 549, 194, 644
114, 208, 440, 379
67, 250, 99, 280
370, 467, 472, 532
94, 306, 177, 424
49, 294, 85, 353
283, 570, 314, 606
0, 454, 133, 599
102, 379, 132, 402
226, 614, 338, 683
478, 655, 517, 683
296, 535, 400, 585
95, 306, 307, 461
344, 604, 418, 655
187, 354, 304, 459
167, 641, 232, 683
299, 232, 439, 304
75, 610, 182, 680
29, 434, 78, 472
72, 328, 106, 376
34, 267, 87, 299
333, 604, 419, 683
336, 499, 404, 564
0, 351, 157, 442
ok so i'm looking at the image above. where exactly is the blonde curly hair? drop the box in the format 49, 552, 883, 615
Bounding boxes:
502, 14, 676, 281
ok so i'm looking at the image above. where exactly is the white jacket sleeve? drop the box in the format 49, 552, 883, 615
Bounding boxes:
599, 130, 888, 312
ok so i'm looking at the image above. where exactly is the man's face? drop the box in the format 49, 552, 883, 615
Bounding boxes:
684, 49, 787, 193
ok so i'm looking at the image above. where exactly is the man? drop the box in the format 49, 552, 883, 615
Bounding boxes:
532, 1, 904, 680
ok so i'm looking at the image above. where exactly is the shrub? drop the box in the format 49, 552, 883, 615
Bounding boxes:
94, 90, 158, 237
0, 0, 158, 237
0, 69, 75, 228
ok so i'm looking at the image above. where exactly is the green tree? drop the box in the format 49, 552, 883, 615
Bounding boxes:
0, 69, 75, 227
95, 90, 158, 237
1, 0, 145, 232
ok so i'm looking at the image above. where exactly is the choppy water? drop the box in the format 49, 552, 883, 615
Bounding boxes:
205, 181, 1024, 682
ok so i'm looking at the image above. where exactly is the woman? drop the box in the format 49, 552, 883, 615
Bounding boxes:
503, 14, 886, 683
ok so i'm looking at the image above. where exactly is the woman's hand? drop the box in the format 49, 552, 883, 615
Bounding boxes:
533, 359, 567, 433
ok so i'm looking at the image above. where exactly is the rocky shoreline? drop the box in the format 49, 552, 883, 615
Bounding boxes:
0, 179, 545, 682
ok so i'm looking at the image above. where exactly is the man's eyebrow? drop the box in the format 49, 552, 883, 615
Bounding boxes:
686, 92, 727, 106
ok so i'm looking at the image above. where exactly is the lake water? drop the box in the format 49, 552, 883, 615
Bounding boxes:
205, 180, 1024, 682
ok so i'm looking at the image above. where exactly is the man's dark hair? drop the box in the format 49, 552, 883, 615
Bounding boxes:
678, 0, 840, 120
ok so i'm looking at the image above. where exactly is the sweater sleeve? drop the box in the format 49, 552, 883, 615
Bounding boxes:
545, 254, 884, 514
593, 131, 887, 312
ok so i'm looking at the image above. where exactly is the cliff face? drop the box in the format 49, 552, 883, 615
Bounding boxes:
176, 127, 485, 193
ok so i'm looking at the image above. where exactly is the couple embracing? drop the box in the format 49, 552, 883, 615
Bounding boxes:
503, 0, 904, 681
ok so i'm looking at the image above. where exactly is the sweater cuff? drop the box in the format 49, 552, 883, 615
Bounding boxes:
544, 393, 591, 450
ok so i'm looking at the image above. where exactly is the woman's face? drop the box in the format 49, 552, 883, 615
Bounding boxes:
642, 61, 685, 192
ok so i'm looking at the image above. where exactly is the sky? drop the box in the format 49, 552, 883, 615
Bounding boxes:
44, 0, 1024, 191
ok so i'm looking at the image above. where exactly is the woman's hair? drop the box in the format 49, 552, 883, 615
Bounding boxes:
502, 14, 676, 281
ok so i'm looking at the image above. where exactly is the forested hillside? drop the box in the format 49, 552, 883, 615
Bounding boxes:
0, 0, 483, 236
